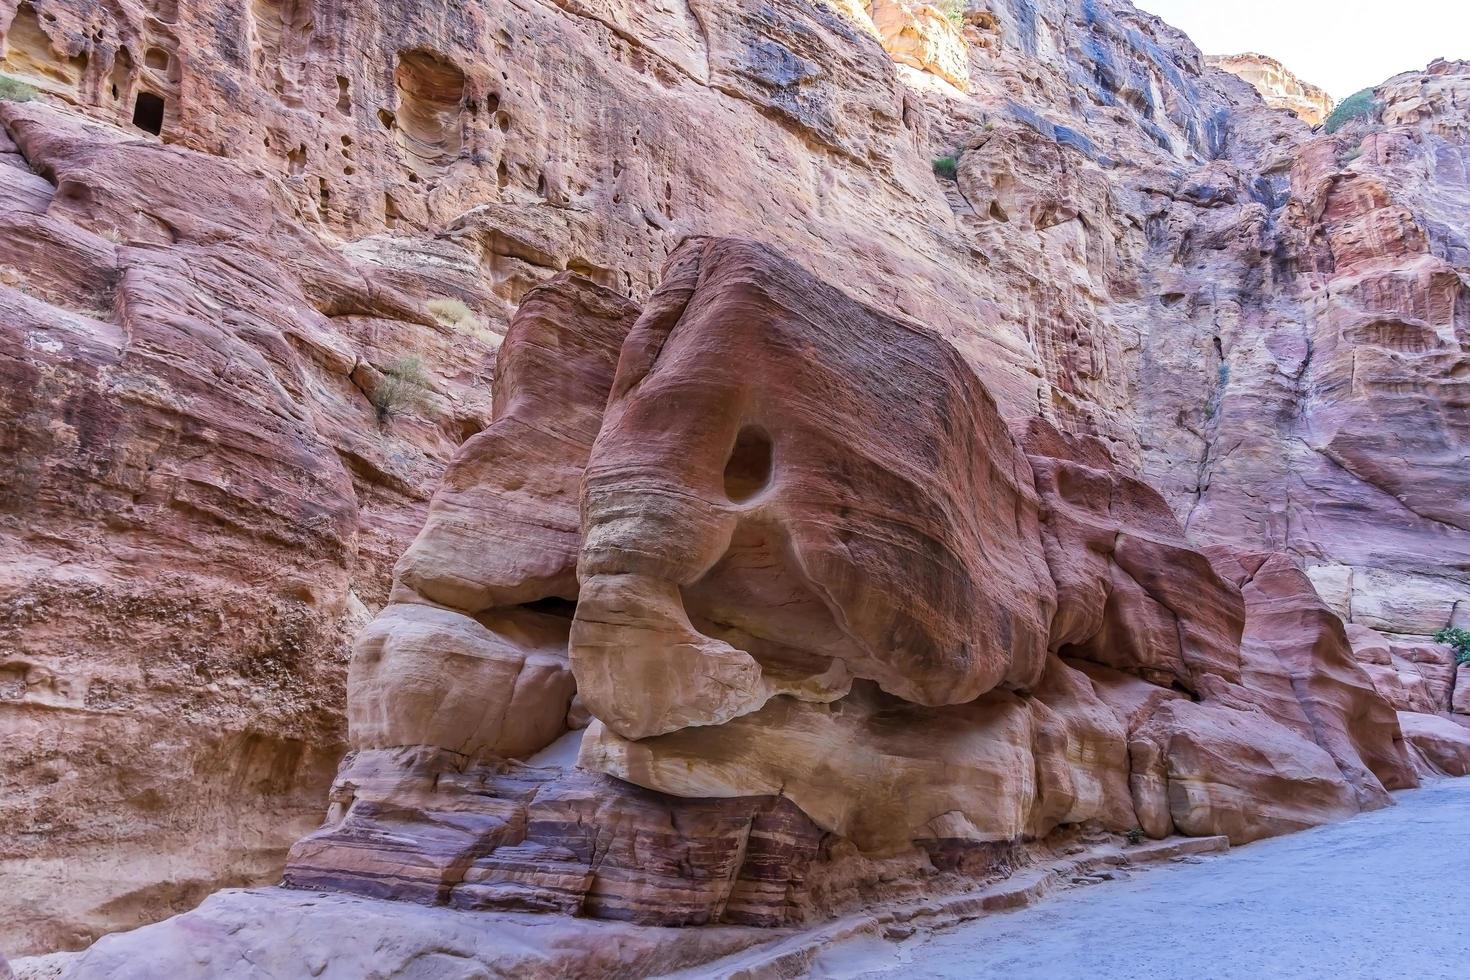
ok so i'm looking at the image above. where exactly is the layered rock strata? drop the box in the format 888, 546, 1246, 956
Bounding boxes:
0, 94, 497, 953
280, 238, 1426, 929
1209, 53, 1335, 126
3, 0, 1470, 959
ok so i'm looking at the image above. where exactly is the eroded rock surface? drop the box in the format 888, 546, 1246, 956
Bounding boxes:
267, 238, 1424, 942
2, 0, 1469, 964
574, 238, 1055, 740
1210, 53, 1335, 126
0, 96, 496, 953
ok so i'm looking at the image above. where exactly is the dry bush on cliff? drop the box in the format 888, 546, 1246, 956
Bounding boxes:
371, 357, 431, 422
428, 298, 497, 345
937, 0, 967, 27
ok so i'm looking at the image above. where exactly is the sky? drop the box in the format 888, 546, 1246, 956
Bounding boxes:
1135, 0, 1470, 100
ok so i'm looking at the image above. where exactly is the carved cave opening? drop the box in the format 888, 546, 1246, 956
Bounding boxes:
109, 46, 132, 102
132, 91, 165, 135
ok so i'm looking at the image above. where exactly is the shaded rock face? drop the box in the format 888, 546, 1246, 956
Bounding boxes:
2, 0, 1469, 959
1209, 53, 1334, 127
281, 238, 1420, 929
0, 95, 497, 954
350, 275, 640, 765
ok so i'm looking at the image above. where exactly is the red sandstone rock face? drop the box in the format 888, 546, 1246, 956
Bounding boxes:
277, 238, 1427, 932
1397, 711, 1470, 777
4, 0, 1470, 960
0, 93, 496, 956
1224, 553, 1418, 801
1348, 624, 1457, 715
574, 238, 1055, 739
1024, 419, 1245, 693
285, 747, 825, 928
1153, 60, 1470, 653
348, 274, 640, 765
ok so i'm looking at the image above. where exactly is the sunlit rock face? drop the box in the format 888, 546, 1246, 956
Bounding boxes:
278, 239, 1422, 931
1209, 53, 1334, 126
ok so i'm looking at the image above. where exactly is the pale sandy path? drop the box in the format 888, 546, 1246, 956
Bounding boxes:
814, 777, 1470, 980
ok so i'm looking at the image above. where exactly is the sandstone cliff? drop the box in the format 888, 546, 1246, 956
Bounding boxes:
1, 0, 1468, 966
1209, 52, 1335, 127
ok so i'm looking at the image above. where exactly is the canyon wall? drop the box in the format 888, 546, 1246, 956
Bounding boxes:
1, 0, 1467, 962
1209, 53, 1334, 126
271, 240, 1417, 934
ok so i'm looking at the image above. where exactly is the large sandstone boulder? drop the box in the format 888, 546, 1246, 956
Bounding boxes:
1023, 419, 1245, 692
1347, 624, 1456, 715
583, 655, 1137, 853
348, 273, 641, 763
573, 238, 1056, 740
276, 239, 1429, 939
1127, 697, 1359, 844
1229, 554, 1418, 804
394, 275, 641, 612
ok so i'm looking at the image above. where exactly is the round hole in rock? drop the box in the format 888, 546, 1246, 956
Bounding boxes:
723, 426, 774, 503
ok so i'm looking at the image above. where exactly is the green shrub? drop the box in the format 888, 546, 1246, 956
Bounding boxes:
1324, 88, 1379, 134
371, 356, 430, 422
0, 74, 37, 103
932, 155, 958, 180
1125, 827, 1145, 846
936, 0, 967, 27
1435, 627, 1470, 666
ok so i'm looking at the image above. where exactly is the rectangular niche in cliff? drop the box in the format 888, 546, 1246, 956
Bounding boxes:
132, 91, 165, 135
392, 50, 464, 180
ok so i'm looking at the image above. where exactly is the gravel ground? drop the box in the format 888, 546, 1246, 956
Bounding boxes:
813, 777, 1470, 980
